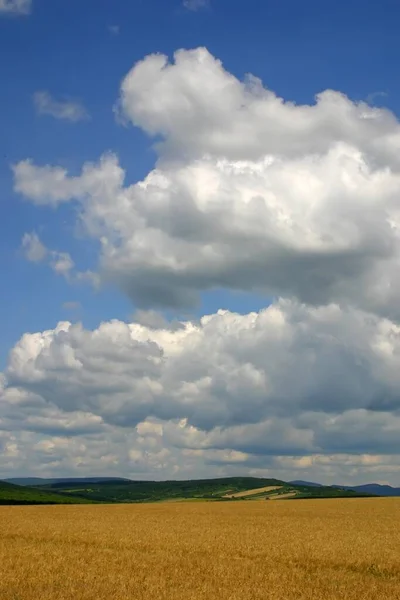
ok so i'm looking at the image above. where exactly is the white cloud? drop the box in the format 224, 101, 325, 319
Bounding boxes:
0, 0, 31, 15
50, 251, 74, 277
3, 300, 400, 481
13, 155, 117, 207
21, 232, 47, 263
183, 0, 209, 11
33, 91, 89, 122
118, 48, 400, 166
13, 146, 400, 317
14, 48, 400, 318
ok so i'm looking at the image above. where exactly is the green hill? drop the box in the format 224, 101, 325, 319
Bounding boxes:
38, 476, 283, 503
0, 480, 93, 505
35, 476, 377, 504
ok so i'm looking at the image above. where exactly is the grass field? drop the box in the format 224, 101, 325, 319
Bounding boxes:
1, 499, 399, 600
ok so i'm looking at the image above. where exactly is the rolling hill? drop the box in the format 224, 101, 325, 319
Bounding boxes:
33, 477, 377, 503
0, 476, 379, 505
289, 480, 400, 497
333, 483, 400, 497
35, 477, 285, 503
0, 480, 93, 505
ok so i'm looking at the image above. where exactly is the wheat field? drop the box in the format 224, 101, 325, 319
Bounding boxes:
1, 499, 400, 600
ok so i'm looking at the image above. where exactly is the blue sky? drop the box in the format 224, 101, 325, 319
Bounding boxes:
2, 0, 400, 367
3, 0, 400, 483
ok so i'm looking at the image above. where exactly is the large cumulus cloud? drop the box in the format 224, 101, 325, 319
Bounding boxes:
7, 300, 400, 429
2, 300, 400, 481
13, 48, 400, 316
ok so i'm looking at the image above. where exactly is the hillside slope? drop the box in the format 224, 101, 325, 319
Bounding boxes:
37, 477, 285, 503
289, 480, 400, 497
0, 480, 93, 505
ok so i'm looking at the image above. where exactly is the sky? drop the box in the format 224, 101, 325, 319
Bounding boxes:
2, 0, 400, 485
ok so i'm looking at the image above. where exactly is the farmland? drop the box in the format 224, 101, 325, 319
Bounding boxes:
1, 499, 399, 600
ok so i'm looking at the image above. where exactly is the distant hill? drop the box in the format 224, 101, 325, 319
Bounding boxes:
34, 476, 376, 504
0, 476, 380, 505
0, 480, 93, 505
37, 477, 285, 502
289, 480, 323, 487
5, 477, 128, 487
333, 483, 400, 497
291, 480, 400, 497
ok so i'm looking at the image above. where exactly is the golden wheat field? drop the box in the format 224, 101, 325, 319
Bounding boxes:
1, 499, 400, 600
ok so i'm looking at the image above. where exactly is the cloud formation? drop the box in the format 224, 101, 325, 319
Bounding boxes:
8, 47, 400, 482
0, 0, 31, 15
2, 300, 400, 482
118, 48, 400, 165
6, 300, 400, 431
21, 232, 47, 263
33, 91, 89, 122
14, 48, 400, 316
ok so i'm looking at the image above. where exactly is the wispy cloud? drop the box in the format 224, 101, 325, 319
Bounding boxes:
21, 232, 47, 262
62, 301, 81, 311
183, 0, 209, 11
33, 91, 89, 123
21, 232, 75, 280
366, 91, 388, 105
109, 25, 120, 35
0, 0, 31, 15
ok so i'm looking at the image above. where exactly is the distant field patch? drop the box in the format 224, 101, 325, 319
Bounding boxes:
223, 485, 282, 498
268, 491, 298, 500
